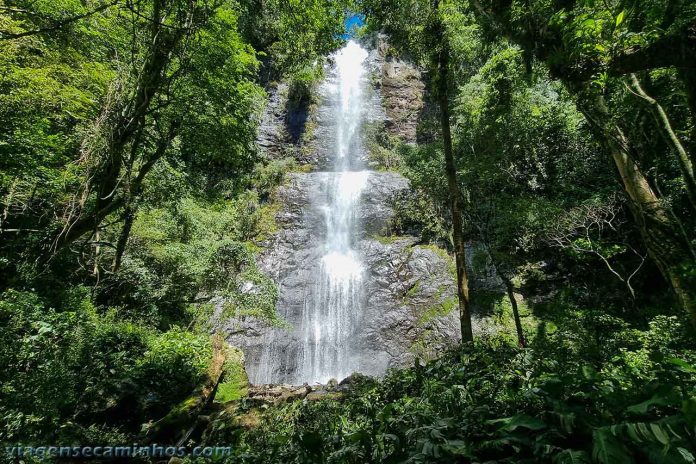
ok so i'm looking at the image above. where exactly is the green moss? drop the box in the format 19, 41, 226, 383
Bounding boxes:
409, 330, 432, 359
417, 244, 457, 279
253, 202, 280, 242
362, 121, 403, 171
373, 234, 407, 245
301, 116, 319, 144
215, 347, 249, 403
216, 383, 246, 403
405, 280, 421, 299
215, 366, 249, 403
417, 296, 458, 326
292, 163, 313, 173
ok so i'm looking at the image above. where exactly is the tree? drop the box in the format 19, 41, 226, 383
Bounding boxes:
471, 0, 696, 327
0, 0, 348, 282
51, 0, 219, 255
363, 0, 475, 342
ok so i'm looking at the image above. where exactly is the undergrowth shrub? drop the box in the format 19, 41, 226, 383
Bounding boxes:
206, 318, 696, 464
0, 289, 212, 444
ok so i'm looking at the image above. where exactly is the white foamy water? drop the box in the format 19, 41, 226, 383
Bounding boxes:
252, 40, 373, 385
300, 41, 370, 383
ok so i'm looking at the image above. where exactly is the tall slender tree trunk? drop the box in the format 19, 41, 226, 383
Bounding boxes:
50, 0, 190, 256
93, 229, 101, 279
470, 0, 696, 328
111, 202, 135, 273
435, 20, 474, 343
502, 276, 526, 347
678, 63, 696, 154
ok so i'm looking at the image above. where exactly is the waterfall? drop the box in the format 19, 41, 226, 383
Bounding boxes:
252, 40, 373, 385
301, 42, 370, 382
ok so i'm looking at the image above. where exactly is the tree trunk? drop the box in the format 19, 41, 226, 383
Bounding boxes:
677, 67, 696, 165
50, 121, 178, 256
471, 0, 696, 328
629, 74, 696, 210
580, 95, 696, 329
436, 21, 474, 343
111, 201, 136, 273
93, 229, 101, 279
502, 277, 526, 347
51, 0, 189, 255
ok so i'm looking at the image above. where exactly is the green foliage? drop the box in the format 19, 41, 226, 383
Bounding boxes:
209, 318, 696, 463
2, 0, 696, 460
363, 122, 403, 171
176, 4, 265, 178
0, 288, 212, 443
0, 0, 345, 449
287, 65, 324, 109
98, 165, 282, 327
237, 0, 347, 76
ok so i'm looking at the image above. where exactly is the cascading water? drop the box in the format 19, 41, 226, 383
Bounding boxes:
251, 40, 373, 385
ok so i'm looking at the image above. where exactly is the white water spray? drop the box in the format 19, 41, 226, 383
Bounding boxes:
252, 40, 372, 385
301, 41, 370, 383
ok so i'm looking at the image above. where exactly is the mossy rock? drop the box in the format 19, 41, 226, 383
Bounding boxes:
215, 346, 249, 403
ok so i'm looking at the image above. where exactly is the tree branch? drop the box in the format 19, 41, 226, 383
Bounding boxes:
0, 0, 121, 40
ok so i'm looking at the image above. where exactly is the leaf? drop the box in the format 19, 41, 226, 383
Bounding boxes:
346, 430, 368, 443
582, 365, 596, 379
592, 427, 632, 464
615, 10, 625, 27
554, 449, 591, 464
666, 358, 696, 374
616, 420, 686, 448
627, 394, 670, 414
682, 397, 696, 426
677, 447, 696, 463
489, 414, 546, 432
649, 423, 670, 445
551, 411, 577, 434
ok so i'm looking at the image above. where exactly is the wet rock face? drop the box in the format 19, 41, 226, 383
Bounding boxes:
373, 37, 426, 144
256, 83, 289, 159
256, 83, 320, 165
358, 237, 462, 369
215, 172, 461, 384
214, 41, 461, 386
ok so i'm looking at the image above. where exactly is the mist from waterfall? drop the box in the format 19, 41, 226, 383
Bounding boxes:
252, 40, 372, 385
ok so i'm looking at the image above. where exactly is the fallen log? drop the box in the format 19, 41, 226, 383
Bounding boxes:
144, 335, 228, 446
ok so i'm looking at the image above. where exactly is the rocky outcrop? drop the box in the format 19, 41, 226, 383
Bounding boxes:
256, 82, 320, 165
246, 383, 313, 406
359, 236, 462, 367
372, 37, 426, 144
214, 171, 461, 384
214, 41, 464, 386
256, 83, 286, 159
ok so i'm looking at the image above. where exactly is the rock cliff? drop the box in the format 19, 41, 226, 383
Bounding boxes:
214, 40, 465, 385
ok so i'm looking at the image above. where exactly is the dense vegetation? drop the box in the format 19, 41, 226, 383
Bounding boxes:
0, 0, 346, 448
212, 331, 696, 463
1, 0, 695, 462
